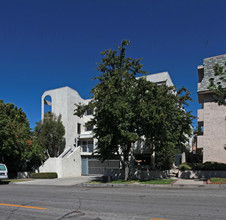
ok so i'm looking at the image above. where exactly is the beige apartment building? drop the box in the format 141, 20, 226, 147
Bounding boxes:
197, 54, 226, 163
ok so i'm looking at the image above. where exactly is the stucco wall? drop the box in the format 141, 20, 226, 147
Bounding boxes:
39, 158, 61, 174
41, 87, 85, 150
38, 147, 81, 178
145, 72, 174, 87
104, 169, 170, 180
198, 101, 226, 163
178, 170, 226, 179
61, 147, 81, 177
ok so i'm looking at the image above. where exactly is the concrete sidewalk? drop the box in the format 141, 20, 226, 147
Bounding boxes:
81, 178, 226, 189
173, 178, 205, 185
13, 176, 226, 189
13, 176, 101, 186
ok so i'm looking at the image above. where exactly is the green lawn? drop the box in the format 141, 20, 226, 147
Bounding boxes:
0, 179, 32, 183
88, 179, 175, 184
210, 178, 226, 183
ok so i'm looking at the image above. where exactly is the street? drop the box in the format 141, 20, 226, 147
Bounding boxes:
0, 184, 226, 220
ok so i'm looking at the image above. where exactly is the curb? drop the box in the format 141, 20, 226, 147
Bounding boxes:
79, 182, 226, 189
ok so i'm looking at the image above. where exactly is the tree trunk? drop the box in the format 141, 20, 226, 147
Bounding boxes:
119, 143, 132, 181
124, 159, 129, 181
124, 143, 131, 181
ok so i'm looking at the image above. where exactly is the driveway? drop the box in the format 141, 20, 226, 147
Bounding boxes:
13, 175, 101, 186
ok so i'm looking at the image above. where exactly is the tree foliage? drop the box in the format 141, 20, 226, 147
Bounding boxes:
134, 79, 194, 169
209, 62, 226, 105
75, 40, 194, 178
34, 112, 65, 157
0, 100, 41, 173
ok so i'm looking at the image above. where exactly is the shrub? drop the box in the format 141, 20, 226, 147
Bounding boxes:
191, 163, 203, 170
32, 172, 58, 179
201, 162, 226, 171
178, 163, 192, 171
179, 161, 226, 171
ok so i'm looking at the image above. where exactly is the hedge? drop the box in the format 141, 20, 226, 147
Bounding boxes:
179, 162, 226, 171
32, 172, 58, 179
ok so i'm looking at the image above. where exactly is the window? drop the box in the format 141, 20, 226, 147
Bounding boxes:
43, 95, 52, 114
77, 123, 81, 134
81, 140, 93, 152
156, 80, 166, 86
198, 121, 204, 135
86, 108, 93, 116
0, 165, 6, 171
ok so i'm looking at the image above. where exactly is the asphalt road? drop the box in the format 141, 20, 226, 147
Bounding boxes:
0, 184, 226, 220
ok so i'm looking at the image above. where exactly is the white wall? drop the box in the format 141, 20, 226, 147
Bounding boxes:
41, 86, 86, 150
144, 72, 174, 87
39, 147, 81, 178
61, 147, 81, 177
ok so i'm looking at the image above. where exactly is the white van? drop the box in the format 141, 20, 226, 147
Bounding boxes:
0, 164, 8, 180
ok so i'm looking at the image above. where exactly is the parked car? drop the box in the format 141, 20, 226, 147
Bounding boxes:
0, 164, 8, 180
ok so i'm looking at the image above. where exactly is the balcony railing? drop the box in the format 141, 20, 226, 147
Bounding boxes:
81, 144, 94, 153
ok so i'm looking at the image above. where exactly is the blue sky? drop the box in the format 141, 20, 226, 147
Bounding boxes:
0, 0, 225, 129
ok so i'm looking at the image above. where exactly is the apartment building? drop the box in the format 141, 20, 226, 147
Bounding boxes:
39, 72, 175, 177
197, 54, 226, 163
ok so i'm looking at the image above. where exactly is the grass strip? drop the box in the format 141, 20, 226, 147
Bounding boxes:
1, 179, 32, 183
88, 179, 174, 184
210, 178, 226, 183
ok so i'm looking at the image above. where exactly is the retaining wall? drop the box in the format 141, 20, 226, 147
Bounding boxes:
178, 170, 226, 179
104, 169, 170, 180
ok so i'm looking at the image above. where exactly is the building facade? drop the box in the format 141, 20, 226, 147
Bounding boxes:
39, 72, 175, 177
197, 54, 226, 163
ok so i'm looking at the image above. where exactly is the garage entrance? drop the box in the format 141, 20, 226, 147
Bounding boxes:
81, 157, 120, 175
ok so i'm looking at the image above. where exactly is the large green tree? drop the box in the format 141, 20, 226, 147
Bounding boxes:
75, 40, 147, 180
0, 100, 39, 173
135, 79, 194, 169
75, 40, 194, 179
209, 62, 226, 105
34, 112, 65, 157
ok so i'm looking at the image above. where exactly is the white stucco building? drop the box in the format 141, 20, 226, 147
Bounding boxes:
39, 72, 175, 177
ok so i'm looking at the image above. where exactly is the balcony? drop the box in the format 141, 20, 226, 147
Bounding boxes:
197, 109, 204, 122
80, 144, 94, 155
81, 144, 93, 153
78, 132, 93, 139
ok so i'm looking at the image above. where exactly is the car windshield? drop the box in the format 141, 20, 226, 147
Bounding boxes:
0, 165, 6, 171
